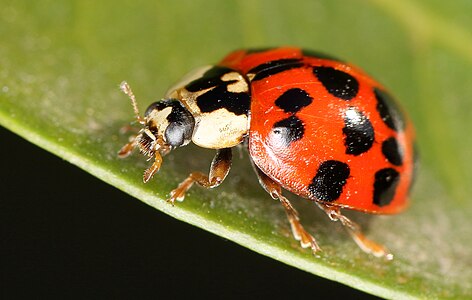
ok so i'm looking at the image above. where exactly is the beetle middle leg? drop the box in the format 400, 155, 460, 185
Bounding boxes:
252, 162, 321, 254
168, 148, 232, 205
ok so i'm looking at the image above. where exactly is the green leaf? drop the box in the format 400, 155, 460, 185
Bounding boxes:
1, 0, 471, 298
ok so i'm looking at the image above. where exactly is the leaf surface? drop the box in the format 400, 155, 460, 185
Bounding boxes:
1, 1, 471, 298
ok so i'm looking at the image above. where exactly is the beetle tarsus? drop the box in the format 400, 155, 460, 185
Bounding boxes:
316, 203, 393, 260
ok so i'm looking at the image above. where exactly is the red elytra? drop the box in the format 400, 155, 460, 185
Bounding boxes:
220, 47, 415, 214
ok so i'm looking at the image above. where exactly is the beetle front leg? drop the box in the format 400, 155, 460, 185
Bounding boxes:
316, 202, 393, 260
143, 152, 163, 183
118, 136, 138, 158
168, 148, 232, 205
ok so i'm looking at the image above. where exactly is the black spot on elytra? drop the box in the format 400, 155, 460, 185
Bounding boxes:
374, 87, 405, 132
343, 108, 375, 155
373, 168, 400, 207
313, 66, 359, 100
382, 137, 403, 166
185, 66, 250, 116
271, 116, 305, 147
302, 49, 342, 62
308, 160, 350, 202
275, 88, 313, 114
248, 58, 304, 81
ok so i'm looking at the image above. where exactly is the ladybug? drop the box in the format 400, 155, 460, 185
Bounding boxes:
119, 47, 416, 260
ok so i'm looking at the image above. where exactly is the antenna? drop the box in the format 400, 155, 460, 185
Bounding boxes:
120, 81, 145, 125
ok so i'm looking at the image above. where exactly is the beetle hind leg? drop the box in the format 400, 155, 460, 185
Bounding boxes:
316, 202, 393, 260
168, 148, 232, 205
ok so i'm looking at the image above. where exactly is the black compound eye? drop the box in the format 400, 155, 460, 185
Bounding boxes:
165, 122, 188, 147
164, 101, 195, 147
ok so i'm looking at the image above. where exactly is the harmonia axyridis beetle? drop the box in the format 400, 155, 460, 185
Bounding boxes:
119, 47, 416, 260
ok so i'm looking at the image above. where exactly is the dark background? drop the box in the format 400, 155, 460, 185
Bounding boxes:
0, 126, 378, 299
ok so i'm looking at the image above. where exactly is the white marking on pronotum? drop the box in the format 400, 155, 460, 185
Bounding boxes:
192, 108, 248, 149
246, 73, 256, 81
221, 72, 249, 93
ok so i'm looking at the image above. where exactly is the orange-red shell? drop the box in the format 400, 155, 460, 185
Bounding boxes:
220, 47, 415, 214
